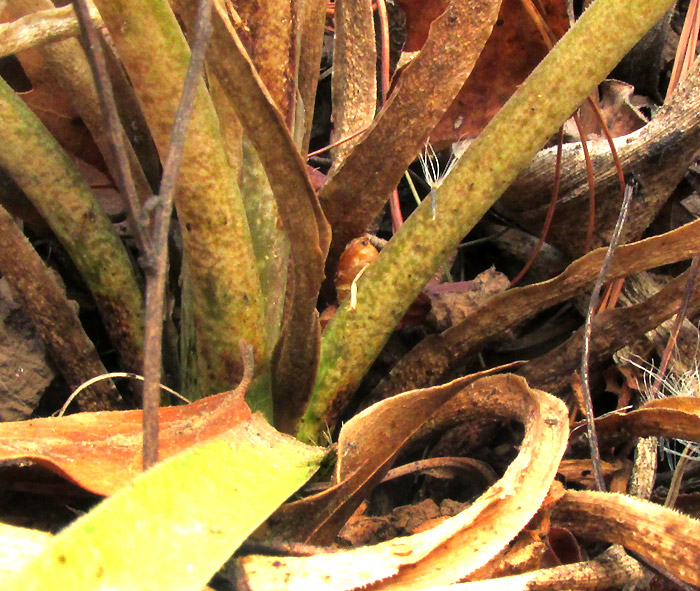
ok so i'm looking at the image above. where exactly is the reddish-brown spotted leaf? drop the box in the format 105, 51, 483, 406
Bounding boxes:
430, 0, 569, 145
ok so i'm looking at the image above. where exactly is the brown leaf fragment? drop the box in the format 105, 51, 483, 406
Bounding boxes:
519, 267, 700, 394
425, 267, 510, 331
570, 79, 649, 140
340, 499, 447, 547
552, 490, 700, 587
239, 374, 568, 591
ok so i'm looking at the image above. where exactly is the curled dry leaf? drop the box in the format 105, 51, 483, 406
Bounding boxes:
266, 371, 482, 545
335, 236, 379, 303
553, 490, 700, 587
413, 545, 645, 590
239, 374, 568, 591
0, 385, 252, 496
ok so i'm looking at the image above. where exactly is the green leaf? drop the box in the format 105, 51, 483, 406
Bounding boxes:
300, 0, 677, 444
7, 415, 325, 591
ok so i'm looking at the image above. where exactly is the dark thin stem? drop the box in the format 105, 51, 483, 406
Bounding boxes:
142, 0, 213, 470
651, 254, 700, 396
71, 0, 152, 263
581, 175, 637, 491
510, 127, 563, 286
590, 98, 626, 191
572, 112, 596, 252
306, 125, 369, 158
375, 0, 402, 231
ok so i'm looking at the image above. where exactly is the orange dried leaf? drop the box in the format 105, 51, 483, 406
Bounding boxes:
0, 389, 252, 496
394, 0, 448, 51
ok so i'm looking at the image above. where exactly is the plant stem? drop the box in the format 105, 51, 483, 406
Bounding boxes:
0, 76, 145, 375
141, 0, 213, 469
300, 0, 677, 443
92, 0, 267, 396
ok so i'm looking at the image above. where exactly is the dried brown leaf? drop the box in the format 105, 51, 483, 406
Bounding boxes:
519, 267, 700, 393
593, 396, 700, 444
373, 217, 700, 398
412, 545, 645, 590
330, 0, 377, 169
297, 0, 327, 153
231, 0, 297, 128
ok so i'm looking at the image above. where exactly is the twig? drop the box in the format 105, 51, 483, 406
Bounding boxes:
580, 174, 638, 491
0, 4, 103, 58
71, 0, 152, 262
306, 125, 370, 158
141, 0, 213, 470
664, 443, 700, 507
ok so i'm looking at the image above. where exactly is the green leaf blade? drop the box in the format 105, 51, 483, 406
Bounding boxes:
9, 415, 324, 591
